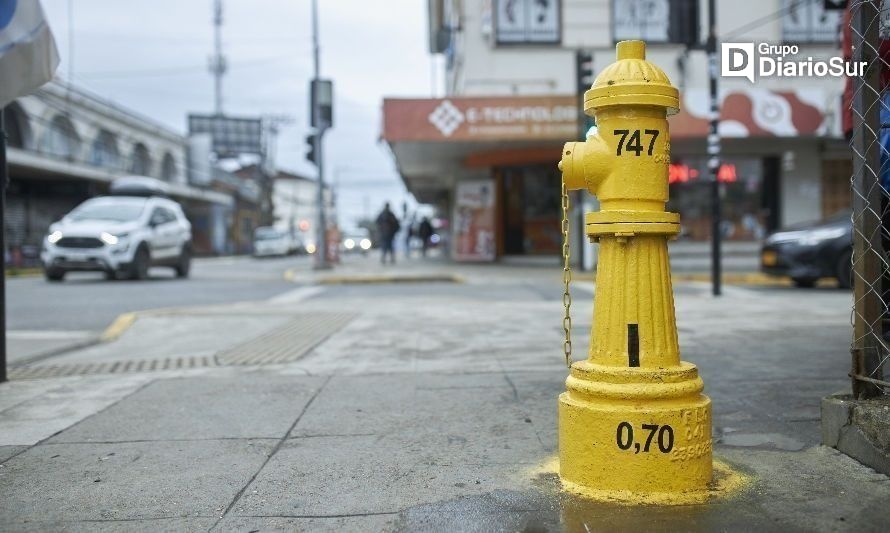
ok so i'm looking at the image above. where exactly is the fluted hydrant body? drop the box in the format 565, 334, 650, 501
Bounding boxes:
557, 40, 713, 502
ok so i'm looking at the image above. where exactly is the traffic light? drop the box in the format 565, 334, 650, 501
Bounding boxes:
305, 134, 317, 165
310, 79, 334, 130
575, 50, 595, 139
575, 50, 594, 95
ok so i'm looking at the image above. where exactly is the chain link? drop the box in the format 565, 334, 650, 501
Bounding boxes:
561, 178, 573, 368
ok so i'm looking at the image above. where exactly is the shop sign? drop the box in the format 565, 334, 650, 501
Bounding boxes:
383, 96, 578, 142
669, 89, 828, 138
384, 89, 829, 143
669, 163, 737, 184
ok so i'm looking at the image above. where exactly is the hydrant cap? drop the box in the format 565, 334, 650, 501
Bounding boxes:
584, 40, 680, 116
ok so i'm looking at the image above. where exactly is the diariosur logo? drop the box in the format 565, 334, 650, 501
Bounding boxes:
721, 43, 866, 83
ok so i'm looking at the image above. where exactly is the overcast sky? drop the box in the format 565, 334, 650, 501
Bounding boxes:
40, 0, 436, 228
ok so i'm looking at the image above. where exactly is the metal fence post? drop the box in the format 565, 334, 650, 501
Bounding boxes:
851, 0, 886, 398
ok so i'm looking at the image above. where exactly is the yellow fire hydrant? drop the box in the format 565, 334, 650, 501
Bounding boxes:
557, 40, 712, 502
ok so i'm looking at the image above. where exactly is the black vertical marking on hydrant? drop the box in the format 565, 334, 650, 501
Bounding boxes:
628, 324, 640, 367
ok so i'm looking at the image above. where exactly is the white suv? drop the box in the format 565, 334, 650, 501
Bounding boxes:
41, 195, 192, 282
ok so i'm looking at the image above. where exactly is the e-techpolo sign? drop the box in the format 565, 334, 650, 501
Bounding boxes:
383, 96, 578, 142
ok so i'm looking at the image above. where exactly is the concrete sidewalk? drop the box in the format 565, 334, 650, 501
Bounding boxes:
1, 259, 888, 531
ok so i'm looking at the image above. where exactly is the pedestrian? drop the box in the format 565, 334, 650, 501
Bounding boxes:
418, 217, 433, 257
405, 219, 414, 259
375, 202, 400, 264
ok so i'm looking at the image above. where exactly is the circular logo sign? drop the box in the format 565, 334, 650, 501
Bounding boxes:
0, 0, 17, 31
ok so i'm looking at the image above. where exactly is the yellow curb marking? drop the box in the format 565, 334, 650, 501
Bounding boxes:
318, 274, 464, 285
100, 312, 137, 342
4, 268, 43, 278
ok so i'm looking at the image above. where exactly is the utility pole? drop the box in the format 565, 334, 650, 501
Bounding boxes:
209, 0, 226, 115
67, 0, 74, 86
262, 114, 294, 174
706, 0, 722, 296
0, 109, 7, 383
311, 0, 330, 269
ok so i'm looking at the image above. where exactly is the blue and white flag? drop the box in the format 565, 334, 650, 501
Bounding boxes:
0, 0, 59, 108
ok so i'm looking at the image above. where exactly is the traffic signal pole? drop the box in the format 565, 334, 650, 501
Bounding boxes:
576, 50, 595, 272
311, 0, 330, 270
0, 109, 7, 382
707, 0, 722, 296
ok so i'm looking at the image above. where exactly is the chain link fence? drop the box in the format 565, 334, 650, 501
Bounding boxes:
850, 0, 890, 398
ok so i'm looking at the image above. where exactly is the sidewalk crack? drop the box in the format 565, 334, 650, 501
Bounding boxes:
210, 374, 333, 531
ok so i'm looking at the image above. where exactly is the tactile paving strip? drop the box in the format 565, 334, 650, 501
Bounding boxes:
217, 312, 355, 365
9, 355, 221, 380
8, 312, 355, 380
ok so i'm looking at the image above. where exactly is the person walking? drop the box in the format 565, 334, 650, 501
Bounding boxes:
418, 217, 433, 257
375, 202, 400, 264
404, 217, 415, 259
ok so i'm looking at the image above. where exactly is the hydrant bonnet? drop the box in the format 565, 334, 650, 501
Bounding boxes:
584, 40, 680, 116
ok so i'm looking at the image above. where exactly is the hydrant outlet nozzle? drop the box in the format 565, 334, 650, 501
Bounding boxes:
560, 139, 610, 195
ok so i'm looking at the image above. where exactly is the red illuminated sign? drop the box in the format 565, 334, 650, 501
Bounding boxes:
668, 163, 736, 184
717, 163, 737, 183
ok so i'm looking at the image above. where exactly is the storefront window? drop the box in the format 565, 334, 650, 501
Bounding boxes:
612, 0, 699, 45
781, 0, 839, 44
494, 0, 561, 45
667, 157, 774, 241
502, 164, 561, 254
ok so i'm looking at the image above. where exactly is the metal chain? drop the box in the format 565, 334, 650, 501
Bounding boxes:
561, 178, 573, 368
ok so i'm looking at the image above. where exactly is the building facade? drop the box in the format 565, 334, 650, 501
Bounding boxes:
3, 81, 239, 261
384, 0, 850, 261
268, 169, 334, 251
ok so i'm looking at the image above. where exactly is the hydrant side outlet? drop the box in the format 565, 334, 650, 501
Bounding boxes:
557, 40, 713, 503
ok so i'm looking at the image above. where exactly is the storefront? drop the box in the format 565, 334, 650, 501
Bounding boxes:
665, 156, 780, 241
383, 89, 846, 262
383, 95, 575, 261
669, 89, 850, 237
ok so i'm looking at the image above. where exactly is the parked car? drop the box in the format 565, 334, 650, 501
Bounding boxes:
41, 178, 192, 282
253, 227, 297, 257
760, 210, 852, 288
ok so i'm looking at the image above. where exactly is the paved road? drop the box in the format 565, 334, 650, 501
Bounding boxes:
7, 255, 304, 333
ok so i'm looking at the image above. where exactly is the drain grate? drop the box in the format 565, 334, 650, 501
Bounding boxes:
9, 312, 355, 380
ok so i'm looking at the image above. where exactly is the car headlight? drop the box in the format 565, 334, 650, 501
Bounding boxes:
100, 232, 119, 245
799, 227, 847, 246
360, 238, 371, 250
47, 230, 63, 244
766, 230, 805, 245
344, 238, 355, 249
306, 243, 317, 254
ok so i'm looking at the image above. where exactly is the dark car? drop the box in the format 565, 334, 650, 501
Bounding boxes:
760, 211, 852, 288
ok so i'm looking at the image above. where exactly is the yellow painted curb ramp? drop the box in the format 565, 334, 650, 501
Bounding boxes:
556, 40, 724, 502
